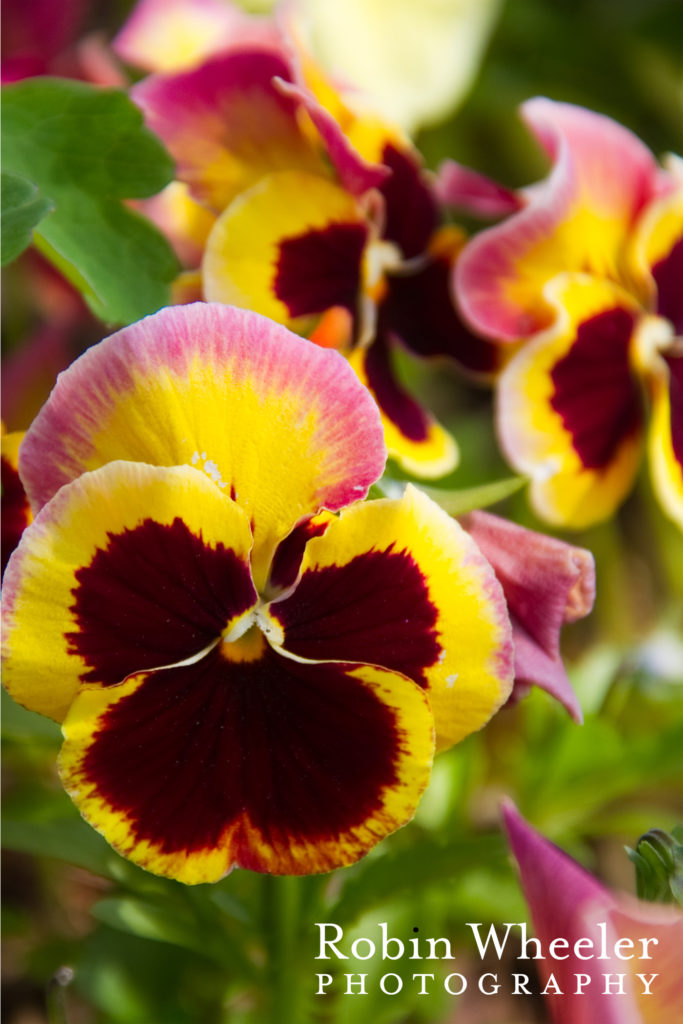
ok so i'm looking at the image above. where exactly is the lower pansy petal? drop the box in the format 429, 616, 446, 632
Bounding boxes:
58, 646, 434, 882
266, 484, 513, 751
498, 274, 645, 528
202, 170, 368, 328
348, 337, 458, 479
649, 350, 683, 530
2, 461, 256, 722
19, 304, 386, 588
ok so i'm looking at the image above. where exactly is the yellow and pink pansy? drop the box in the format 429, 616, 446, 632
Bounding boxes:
128, 35, 495, 478
451, 99, 683, 529
2, 303, 516, 883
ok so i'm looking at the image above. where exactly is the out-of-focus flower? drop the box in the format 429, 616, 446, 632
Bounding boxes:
1, 429, 32, 577
503, 802, 683, 1024
131, 41, 496, 477
1, 0, 124, 85
2, 303, 514, 882
112, 0, 281, 74
462, 511, 595, 721
452, 100, 683, 529
292, 0, 502, 134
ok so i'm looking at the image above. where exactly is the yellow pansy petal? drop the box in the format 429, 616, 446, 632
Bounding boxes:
2, 461, 257, 721
267, 484, 513, 751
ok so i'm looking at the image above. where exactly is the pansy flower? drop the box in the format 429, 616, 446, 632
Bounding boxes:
452, 99, 683, 528
503, 802, 683, 1024
2, 304, 514, 883
129, 40, 495, 478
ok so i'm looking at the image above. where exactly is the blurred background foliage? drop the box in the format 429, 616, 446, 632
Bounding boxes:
2, 0, 683, 1022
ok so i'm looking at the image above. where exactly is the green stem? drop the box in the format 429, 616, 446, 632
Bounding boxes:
263, 875, 302, 1024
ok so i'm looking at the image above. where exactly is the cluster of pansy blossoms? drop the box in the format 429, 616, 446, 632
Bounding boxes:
111, 0, 501, 480
444, 99, 683, 530
1, 303, 596, 884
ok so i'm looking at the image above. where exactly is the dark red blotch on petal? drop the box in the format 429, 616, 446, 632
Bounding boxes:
1, 454, 31, 576
82, 647, 400, 857
67, 517, 257, 686
383, 256, 501, 375
653, 236, 683, 335
550, 307, 642, 469
364, 330, 430, 442
274, 222, 367, 318
379, 144, 437, 260
272, 545, 440, 686
664, 352, 683, 469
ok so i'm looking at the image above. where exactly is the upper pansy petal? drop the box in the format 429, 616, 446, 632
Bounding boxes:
2, 461, 257, 722
462, 510, 595, 721
19, 304, 386, 589
348, 336, 458, 479
498, 274, 645, 528
456, 99, 662, 341
58, 647, 434, 881
649, 349, 683, 530
132, 50, 327, 212
113, 0, 281, 73
1, 430, 32, 577
266, 484, 514, 751
202, 171, 369, 328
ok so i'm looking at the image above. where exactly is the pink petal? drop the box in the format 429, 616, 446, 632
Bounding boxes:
435, 159, 523, 219
463, 511, 595, 720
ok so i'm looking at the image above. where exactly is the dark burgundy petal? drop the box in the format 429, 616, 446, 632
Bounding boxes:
664, 350, 683, 468
550, 307, 642, 468
67, 517, 257, 686
1, 454, 31, 576
274, 222, 367, 317
654, 236, 683, 334
384, 255, 502, 375
363, 330, 431, 443
379, 144, 438, 259
267, 514, 331, 595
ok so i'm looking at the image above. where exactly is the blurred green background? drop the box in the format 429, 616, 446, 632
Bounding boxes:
2, 1, 683, 1022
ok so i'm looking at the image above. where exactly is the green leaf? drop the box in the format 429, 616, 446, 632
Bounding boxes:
2, 78, 178, 323
419, 475, 527, 515
1, 171, 54, 265
1, 817, 120, 879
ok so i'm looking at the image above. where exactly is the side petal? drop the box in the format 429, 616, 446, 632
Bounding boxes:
266, 484, 514, 750
456, 98, 663, 341
462, 511, 595, 720
1, 430, 32, 576
19, 304, 387, 587
348, 336, 458, 479
498, 274, 645, 528
2, 461, 257, 722
202, 171, 368, 328
435, 159, 523, 219
132, 50, 327, 212
649, 350, 683, 530
58, 646, 434, 881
